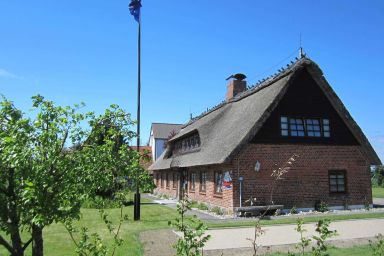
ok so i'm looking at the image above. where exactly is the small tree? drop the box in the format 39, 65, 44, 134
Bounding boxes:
249, 154, 299, 256
169, 193, 211, 256
0, 95, 148, 255
0, 97, 34, 256
311, 219, 337, 256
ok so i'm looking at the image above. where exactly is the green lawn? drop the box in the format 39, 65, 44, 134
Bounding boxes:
373, 186, 384, 198
0, 202, 179, 256
205, 212, 384, 229
269, 244, 373, 256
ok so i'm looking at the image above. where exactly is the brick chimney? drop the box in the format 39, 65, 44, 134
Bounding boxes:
226, 78, 247, 101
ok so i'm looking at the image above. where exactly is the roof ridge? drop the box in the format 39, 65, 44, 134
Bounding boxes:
182, 57, 312, 129
152, 122, 183, 125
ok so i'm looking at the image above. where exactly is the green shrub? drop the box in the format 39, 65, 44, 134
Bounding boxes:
197, 202, 209, 211
290, 206, 298, 214
315, 201, 328, 213
370, 233, 384, 256
190, 200, 199, 208
210, 206, 224, 216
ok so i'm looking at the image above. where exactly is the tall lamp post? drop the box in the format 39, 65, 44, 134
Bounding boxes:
129, 0, 142, 221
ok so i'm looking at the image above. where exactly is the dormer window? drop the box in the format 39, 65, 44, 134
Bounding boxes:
172, 132, 201, 155
281, 116, 331, 138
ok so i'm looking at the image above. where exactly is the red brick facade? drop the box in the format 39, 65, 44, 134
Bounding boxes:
153, 144, 372, 212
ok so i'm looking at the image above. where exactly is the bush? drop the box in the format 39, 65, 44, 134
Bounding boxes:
315, 201, 328, 213
190, 200, 199, 209
210, 206, 224, 216
197, 202, 209, 211
82, 191, 134, 209
370, 233, 384, 256
290, 206, 298, 214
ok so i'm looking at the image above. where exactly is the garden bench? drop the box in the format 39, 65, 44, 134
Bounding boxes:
236, 205, 284, 217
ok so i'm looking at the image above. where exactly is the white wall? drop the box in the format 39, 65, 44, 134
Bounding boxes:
155, 139, 166, 160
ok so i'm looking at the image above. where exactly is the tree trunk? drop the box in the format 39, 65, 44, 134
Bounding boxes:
7, 168, 24, 256
10, 232, 23, 256
32, 225, 43, 256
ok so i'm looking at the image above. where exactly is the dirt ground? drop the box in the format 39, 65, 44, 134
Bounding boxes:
139, 228, 374, 256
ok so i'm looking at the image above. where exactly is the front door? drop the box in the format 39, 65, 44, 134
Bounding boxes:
179, 168, 187, 200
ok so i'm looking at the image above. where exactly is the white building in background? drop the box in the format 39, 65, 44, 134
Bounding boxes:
148, 123, 183, 161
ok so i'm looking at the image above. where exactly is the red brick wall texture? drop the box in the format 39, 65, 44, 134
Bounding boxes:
153, 144, 372, 212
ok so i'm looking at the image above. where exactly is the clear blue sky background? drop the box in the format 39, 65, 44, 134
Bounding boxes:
0, 1, 383, 162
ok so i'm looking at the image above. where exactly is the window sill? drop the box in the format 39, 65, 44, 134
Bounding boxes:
329, 192, 347, 196
189, 190, 195, 193
213, 193, 223, 198
199, 191, 206, 195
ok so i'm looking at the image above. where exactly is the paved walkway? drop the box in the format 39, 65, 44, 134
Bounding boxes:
143, 194, 221, 220
189, 218, 384, 250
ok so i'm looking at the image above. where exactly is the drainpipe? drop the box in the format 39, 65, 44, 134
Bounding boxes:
239, 176, 243, 207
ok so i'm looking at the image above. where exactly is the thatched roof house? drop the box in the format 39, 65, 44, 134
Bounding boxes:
150, 57, 381, 213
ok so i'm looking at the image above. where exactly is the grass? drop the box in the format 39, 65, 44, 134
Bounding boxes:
268, 244, 372, 255
0, 200, 179, 256
205, 212, 384, 229
373, 186, 384, 198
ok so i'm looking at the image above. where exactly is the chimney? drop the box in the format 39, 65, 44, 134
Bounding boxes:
225, 73, 247, 101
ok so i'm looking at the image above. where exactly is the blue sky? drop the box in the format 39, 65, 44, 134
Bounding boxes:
0, 1, 383, 162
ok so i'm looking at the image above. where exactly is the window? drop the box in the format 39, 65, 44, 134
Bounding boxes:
214, 171, 223, 194
329, 170, 346, 193
156, 173, 160, 186
166, 173, 169, 188
160, 172, 164, 188
172, 173, 178, 189
199, 171, 207, 192
305, 119, 321, 137
323, 119, 330, 137
173, 132, 201, 155
289, 118, 305, 137
281, 116, 331, 138
190, 172, 196, 191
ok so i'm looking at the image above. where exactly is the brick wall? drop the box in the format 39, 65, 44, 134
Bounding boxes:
153, 164, 235, 212
231, 144, 372, 210
153, 144, 372, 212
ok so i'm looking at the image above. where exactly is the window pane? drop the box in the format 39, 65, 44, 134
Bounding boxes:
330, 179, 337, 185
281, 123, 288, 129
338, 185, 345, 192
324, 132, 330, 137
298, 131, 305, 136
323, 126, 330, 131
323, 119, 329, 125
290, 124, 297, 130
330, 185, 338, 192
281, 130, 288, 136
314, 132, 321, 137
308, 131, 314, 136
291, 131, 298, 136
281, 116, 287, 123
297, 125, 304, 130
313, 119, 319, 125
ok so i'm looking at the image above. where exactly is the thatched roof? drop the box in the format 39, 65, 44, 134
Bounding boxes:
150, 58, 381, 170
